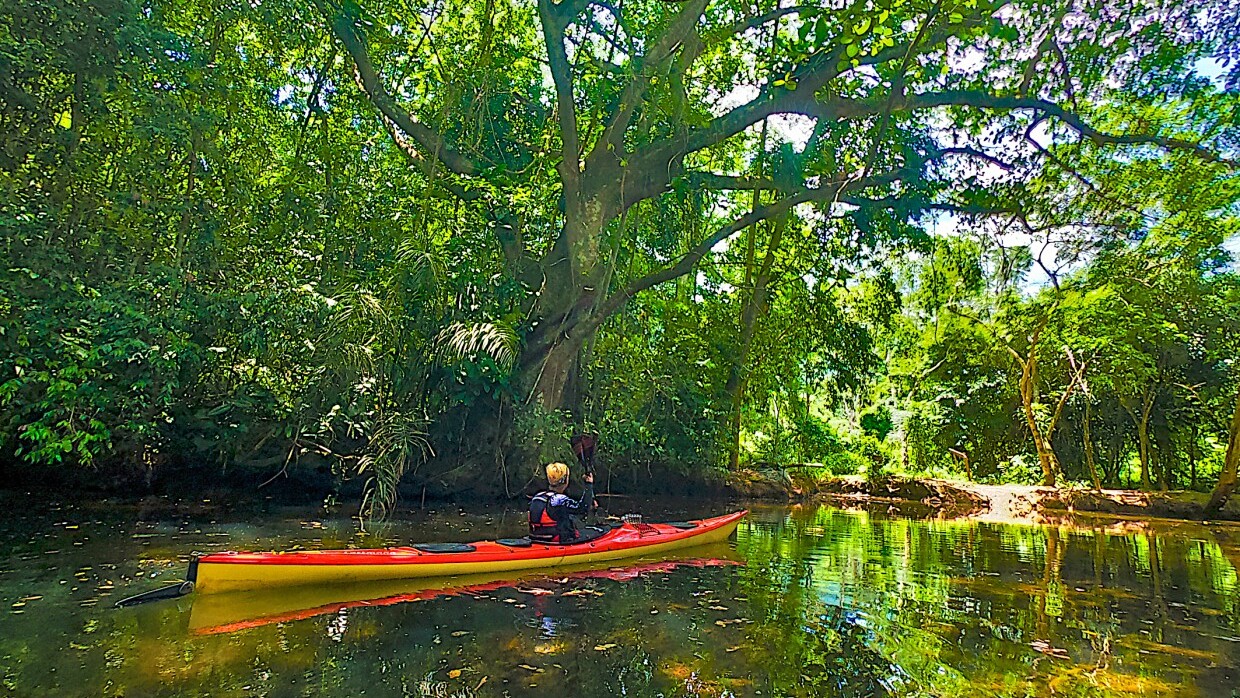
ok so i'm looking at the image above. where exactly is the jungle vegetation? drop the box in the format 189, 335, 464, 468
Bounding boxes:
1, 0, 1238, 513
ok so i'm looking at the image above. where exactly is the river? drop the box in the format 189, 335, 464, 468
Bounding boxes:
0, 493, 1237, 697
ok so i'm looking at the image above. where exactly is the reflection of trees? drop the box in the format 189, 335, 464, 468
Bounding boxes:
1034, 525, 1063, 641
733, 507, 1240, 698
7, 506, 1240, 697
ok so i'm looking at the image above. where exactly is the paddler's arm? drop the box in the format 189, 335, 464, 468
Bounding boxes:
564, 473, 594, 515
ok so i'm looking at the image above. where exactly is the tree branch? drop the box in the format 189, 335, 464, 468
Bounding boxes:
891, 90, 1239, 167
703, 5, 817, 47
539, 0, 585, 187
318, 0, 483, 177
592, 0, 710, 161
578, 166, 918, 334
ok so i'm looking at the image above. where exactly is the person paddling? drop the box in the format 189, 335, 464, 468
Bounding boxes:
529, 461, 594, 544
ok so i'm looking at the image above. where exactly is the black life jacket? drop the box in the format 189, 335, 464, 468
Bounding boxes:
529, 491, 577, 542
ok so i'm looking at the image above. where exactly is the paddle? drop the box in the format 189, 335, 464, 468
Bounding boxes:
115, 557, 199, 607
115, 580, 195, 608
570, 432, 599, 517
570, 433, 597, 476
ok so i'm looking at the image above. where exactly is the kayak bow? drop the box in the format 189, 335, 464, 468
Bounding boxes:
189, 510, 746, 594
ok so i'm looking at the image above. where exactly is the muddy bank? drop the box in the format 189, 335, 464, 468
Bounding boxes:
722, 469, 1240, 523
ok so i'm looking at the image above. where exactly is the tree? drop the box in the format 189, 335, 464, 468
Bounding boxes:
1205, 383, 1240, 513
317, 0, 1239, 424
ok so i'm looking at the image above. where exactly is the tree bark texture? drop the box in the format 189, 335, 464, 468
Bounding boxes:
1205, 384, 1240, 515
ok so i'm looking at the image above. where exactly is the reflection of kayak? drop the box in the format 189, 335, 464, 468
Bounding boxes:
190, 511, 746, 594
189, 551, 741, 635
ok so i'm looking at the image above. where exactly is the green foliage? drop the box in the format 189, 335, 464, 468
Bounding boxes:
859, 405, 893, 441
1, 0, 1237, 509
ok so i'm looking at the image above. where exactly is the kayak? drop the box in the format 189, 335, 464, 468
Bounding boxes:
188, 510, 747, 594
189, 552, 741, 635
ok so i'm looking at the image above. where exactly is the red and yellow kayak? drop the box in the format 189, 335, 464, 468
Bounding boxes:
189, 510, 747, 594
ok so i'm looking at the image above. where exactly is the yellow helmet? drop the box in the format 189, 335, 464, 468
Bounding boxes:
545, 461, 570, 487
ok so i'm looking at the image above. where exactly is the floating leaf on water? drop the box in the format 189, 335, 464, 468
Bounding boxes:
708, 605, 728, 611
594, 643, 617, 651
561, 589, 602, 597
474, 677, 487, 690
1029, 640, 1070, 659
451, 631, 469, 637
518, 664, 544, 673
516, 588, 553, 596
447, 669, 462, 679
726, 645, 742, 652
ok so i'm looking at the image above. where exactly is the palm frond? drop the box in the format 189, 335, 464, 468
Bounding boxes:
435, 321, 520, 373
390, 243, 448, 307
359, 410, 434, 525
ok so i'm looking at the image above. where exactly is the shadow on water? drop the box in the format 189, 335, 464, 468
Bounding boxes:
0, 495, 1236, 697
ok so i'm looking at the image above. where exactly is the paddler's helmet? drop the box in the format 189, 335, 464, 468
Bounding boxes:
545, 461, 570, 487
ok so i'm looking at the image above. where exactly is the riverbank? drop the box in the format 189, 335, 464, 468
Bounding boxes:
3, 463, 1236, 526
723, 470, 1240, 524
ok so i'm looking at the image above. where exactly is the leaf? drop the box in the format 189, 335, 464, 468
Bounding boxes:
518, 664, 545, 673
448, 669, 462, 679
593, 643, 617, 651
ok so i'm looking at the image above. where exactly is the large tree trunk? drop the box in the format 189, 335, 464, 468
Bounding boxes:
1205, 384, 1240, 515
1189, 423, 1198, 490
517, 189, 619, 415
1083, 400, 1101, 490
1017, 349, 1059, 486
725, 119, 770, 471
1135, 405, 1154, 491
1123, 395, 1156, 491
723, 219, 785, 469
519, 336, 585, 414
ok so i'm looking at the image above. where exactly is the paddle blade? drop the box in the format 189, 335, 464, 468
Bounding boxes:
115, 580, 195, 608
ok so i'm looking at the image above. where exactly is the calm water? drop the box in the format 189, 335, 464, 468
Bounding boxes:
0, 494, 1237, 697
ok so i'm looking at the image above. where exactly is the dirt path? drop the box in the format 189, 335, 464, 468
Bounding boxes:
954, 483, 1043, 523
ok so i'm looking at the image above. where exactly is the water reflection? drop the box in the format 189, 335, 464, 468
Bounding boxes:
0, 498, 1236, 697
